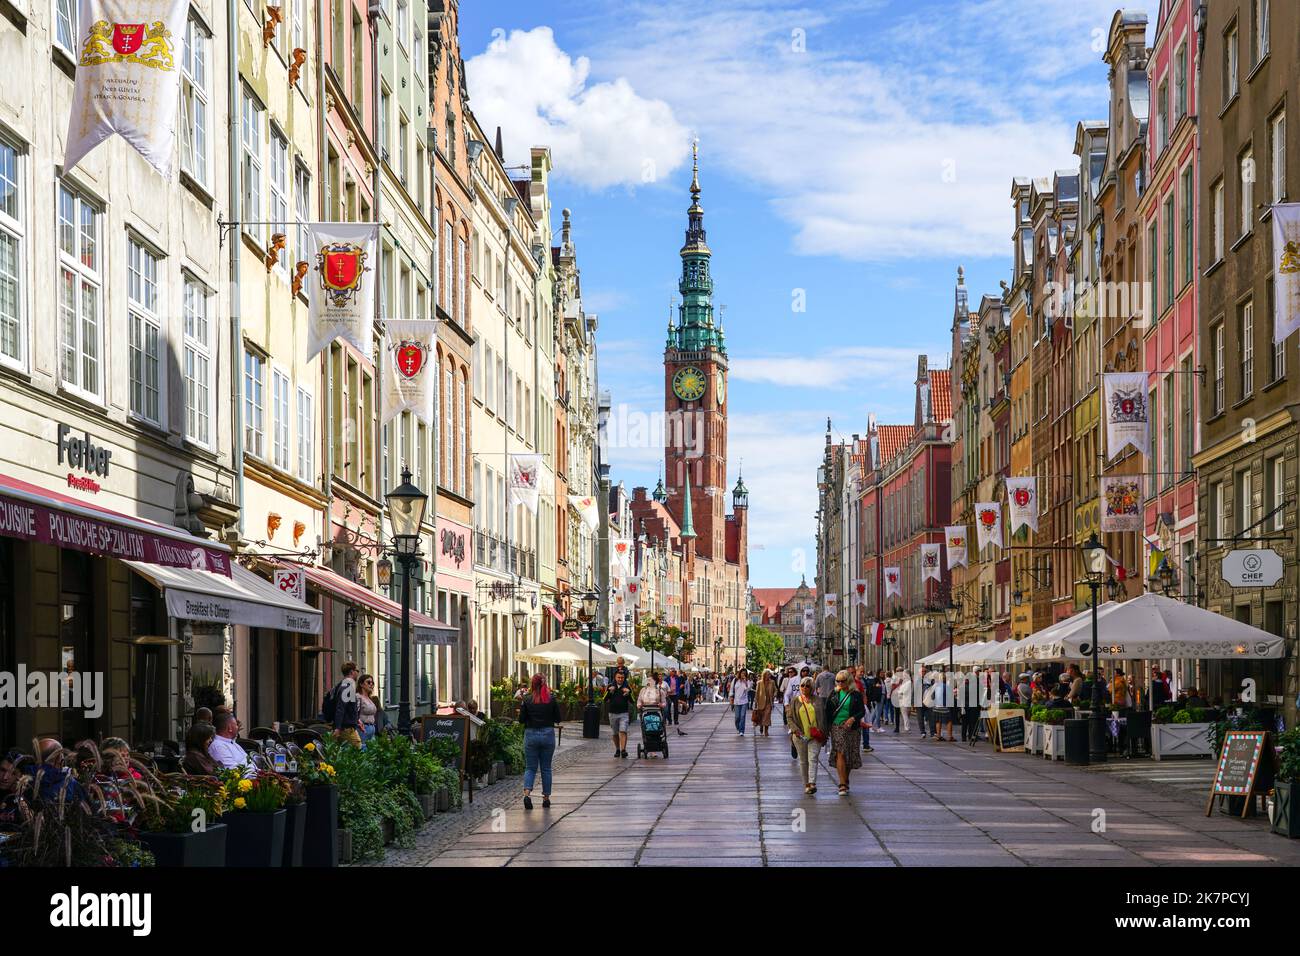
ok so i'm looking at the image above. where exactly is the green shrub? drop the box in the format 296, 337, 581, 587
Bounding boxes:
1041, 709, 1069, 725
1186, 707, 1210, 724
1153, 705, 1178, 725
1171, 709, 1193, 724
1278, 729, 1300, 784
1029, 706, 1048, 723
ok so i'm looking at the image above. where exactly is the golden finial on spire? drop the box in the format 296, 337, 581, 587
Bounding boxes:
690, 138, 700, 198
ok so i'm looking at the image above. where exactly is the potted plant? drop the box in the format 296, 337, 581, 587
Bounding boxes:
1041, 709, 1069, 760
219, 769, 290, 867
137, 776, 228, 867
297, 741, 339, 867
1026, 706, 1047, 755
280, 777, 308, 867
1152, 706, 1214, 760
1272, 729, 1300, 838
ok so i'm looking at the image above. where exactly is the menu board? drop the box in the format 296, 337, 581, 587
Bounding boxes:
1207, 730, 1271, 818
993, 711, 1025, 752
422, 715, 470, 772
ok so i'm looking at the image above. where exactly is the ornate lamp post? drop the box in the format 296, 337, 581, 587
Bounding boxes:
578, 591, 601, 738
385, 468, 427, 737
645, 617, 661, 675
1080, 533, 1109, 763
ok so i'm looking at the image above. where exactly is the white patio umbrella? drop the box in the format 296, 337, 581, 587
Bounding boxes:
1008, 602, 1126, 663
963, 639, 1019, 666
611, 640, 647, 668
514, 636, 619, 666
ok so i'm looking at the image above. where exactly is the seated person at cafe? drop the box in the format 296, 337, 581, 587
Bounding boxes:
182, 722, 219, 776
209, 713, 255, 772
194, 707, 213, 726
1185, 687, 1209, 709
0, 750, 32, 831
1045, 685, 1073, 710
34, 738, 87, 804
100, 737, 144, 780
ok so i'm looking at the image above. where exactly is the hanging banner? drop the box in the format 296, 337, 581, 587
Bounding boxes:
625, 577, 641, 605
305, 222, 378, 361
802, 606, 815, 636
507, 453, 543, 514
883, 567, 901, 598
568, 494, 599, 532
1103, 372, 1151, 460
974, 502, 1004, 551
867, 622, 885, 646
610, 537, 633, 573
381, 320, 437, 424
851, 579, 869, 606
920, 544, 942, 582
63, 0, 191, 178
1005, 476, 1038, 535
1273, 203, 1300, 343
824, 593, 839, 617
1101, 475, 1143, 532
943, 525, 968, 569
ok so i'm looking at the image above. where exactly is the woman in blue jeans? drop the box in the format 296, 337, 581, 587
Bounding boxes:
518, 673, 562, 810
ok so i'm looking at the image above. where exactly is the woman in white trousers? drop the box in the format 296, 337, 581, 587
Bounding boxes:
890, 669, 912, 733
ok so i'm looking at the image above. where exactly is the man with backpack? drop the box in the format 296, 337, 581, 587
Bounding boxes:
323, 661, 362, 747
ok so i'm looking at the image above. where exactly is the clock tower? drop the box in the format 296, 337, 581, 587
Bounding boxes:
665, 145, 729, 561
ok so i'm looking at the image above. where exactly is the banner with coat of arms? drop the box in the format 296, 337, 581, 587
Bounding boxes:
851, 579, 869, 606
883, 567, 901, 598
802, 606, 815, 636
569, 494, 600, 532
305, 222, 379, 362
1103, 372, 1150, 460
610, 537, 633, 573
63, 0, 191, 178
381, 320, 436, 425
824, 593, 839, 617
507, 453, 543, 514
920, 543, 941, 582
1005, 476, 1038, 535
943, 525, 968, 569
1101, 475, 1143, 532
1273, 204, 1300, 343
974, 502, 1004, 552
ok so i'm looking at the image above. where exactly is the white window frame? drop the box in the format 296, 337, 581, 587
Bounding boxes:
1225, 23, 1239, 100
180, 15, 211, 188
244, 349, 266, 459
445, 365, 454, 491
1213, 322, 1225, 414
128, 236, 164, 427
57, 182, 102, 403
241, 86, 265, 247
1270, 456, 1284, 532
269, 127, 289, 274
272, 365, 291, 470
0, 136, 26, 372
1240, 148, 1254, 237
1212, 179, 1225, 261
294, 160, 311, 284
291, 0, 305, 55
182, 273, 212, 447
444, 219, 453, 317
1241, 300, 1254, 398
458, 236, 466, 327
396, 0, 409, 52
457, 374, 465, 494
1271, 110, 1286, 204
398, 113, 408, 186
53, 0, 77, 57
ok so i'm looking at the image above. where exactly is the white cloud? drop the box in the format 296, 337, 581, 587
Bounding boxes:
465, 27, 692, 191
731, 346, 946, 389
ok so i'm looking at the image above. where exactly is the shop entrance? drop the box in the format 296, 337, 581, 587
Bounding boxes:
59, 550, 95, 743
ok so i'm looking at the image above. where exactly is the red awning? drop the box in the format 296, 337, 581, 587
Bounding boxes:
0, 473, 231, 575
290, 561, 457, 645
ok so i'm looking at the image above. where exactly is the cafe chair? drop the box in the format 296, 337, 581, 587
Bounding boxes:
291, 729, 323, 749
237, 737, 263, 754
1125, 710, 1152, 758
249, 727, 283, 744
128, 751, 158, 771
248, 752, 272, 772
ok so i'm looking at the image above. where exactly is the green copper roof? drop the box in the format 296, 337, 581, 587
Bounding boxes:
670, 144, 725, 355
680, 470, 696, 539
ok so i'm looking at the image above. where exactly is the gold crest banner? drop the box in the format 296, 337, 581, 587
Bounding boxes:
1101, 475, 1143, 532
63, 0, 191, 177
1272, 203, 1300, 343
306, 222, 378, 362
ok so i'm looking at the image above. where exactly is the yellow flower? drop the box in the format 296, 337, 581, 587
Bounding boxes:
324, 764, 335, 776
234, 797, 246, 809
304, 742, 315, 752
237, 778, 254, 792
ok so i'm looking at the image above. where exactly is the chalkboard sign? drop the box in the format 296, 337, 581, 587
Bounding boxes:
994, 712, 1025, 752
422, 715, 470, 772
1207, 730, 1271, 818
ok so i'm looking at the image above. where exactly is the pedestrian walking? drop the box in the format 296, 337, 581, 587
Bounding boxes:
890, 668, 911, 733
788, 676, 827, 795
752, 669, 776, 736
855, 666, 874, 753
518, 674, 562, 810
605, 670, 634, 758
814, 664, 835, 702
672, 670, 690, 735
929, 670, 955, 742
826, 670, 865, 795
729, 669, 753, 736
916, 666, 932, 739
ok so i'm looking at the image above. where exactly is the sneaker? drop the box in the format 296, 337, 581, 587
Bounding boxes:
523, 795, 533, 810
863, 746, 874, 753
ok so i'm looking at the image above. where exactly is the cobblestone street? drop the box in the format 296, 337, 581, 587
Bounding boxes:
388, 703, 1300, 867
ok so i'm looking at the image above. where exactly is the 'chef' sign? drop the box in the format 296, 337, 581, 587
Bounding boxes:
1221, 549, 1284, 588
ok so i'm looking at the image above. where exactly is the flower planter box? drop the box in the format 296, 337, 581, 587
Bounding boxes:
1152, 722, 1213, 760
337, 828, 353, 865
281, 800, 307, 867
1025, 722, 1044, 755
303, 784, 339, 867
493, 760, 507, 779
435, 787, 451, 812
486, 765, 498, 785
1272, 780, 1300, 838
138, 823, 227, 867
222, 809, 287, 867
1043, 724, 1066, 761
417, 793, 436, 819
381, 818, 395, 845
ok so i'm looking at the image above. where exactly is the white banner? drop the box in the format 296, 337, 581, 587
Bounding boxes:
824, 593, 839, 617
920, 544, 941, 582
508, 453, 543, 514
306, 222, 379, 362
851, 579, 869, 606
382, 320, 437, 425
273, 568, 305, 603
625, 576, 641, 602
944, 525, 968, 569
1101, 475, 1143, 532
974, 502, 1004, 552
802, 606, 815, 636
1005, 476, 1038, 535
883, 567, 901, 598
1103, 372, 1151, 460
867, 622, 885, 646
610, 537, 633, 573
63, 0, 191, 178
1273, 203, 1300, 343
569, 494, 600, 532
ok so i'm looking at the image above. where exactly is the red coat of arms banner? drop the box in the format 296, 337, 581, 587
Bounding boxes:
305, 222, 378, 362
382, 319, 436, 425
974, 502, 1004, 552
943, 525, 968, 569
1005, 477, 1038, 535
883, 567, 901, 599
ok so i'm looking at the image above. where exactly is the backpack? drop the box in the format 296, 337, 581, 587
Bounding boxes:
322, 682, 341, 723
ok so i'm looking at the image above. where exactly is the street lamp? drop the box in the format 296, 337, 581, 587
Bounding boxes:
578, 591, 600, 738
645, 617, 661, 675
386, 467, 427, 737
1080, 532, 1108, 763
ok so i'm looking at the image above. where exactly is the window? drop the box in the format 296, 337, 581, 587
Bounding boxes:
1162, 196, 1174, 310
54, 0, 77, 54
1235, 468, 1253, 536
1147, 220, 1158, 322
1224, 22, 1239, 101
0, 138, 24, 369
127, 238, 162, 425
182, 275, 211, 446
294, 162, 311, 282
57, 185, 102, 400
272, 368, 290, 470
351, 11, 363, 105
379, 87, 390, 158
396, 0, 409, 51
398, 114, 408, 186
244, 350, 266, 458
1251, 0, 1269, 66
1211, 481, 1226, 542
1240, 148, 1254, 236
444, 219, 453, 317
1180, 167, 1193, 287
457, 375, 465, 494
1180, 356, 1194, 476
269, 130, 288, 272
1174, 44, 1187, 120
1270, 110, 1286, 203
1212, 179, 1225, 261
1162, 375, 1174, 490
1266, 456, 1284, 532
444, 364, 454, 490
458, 236, 466, 326
1240, 299, 1254, 398
1157, 81, 1168, 153
1213, 322, 1225, 414
473, 337, 484, 403
241, 87, 264, 246
180, 15, 210, 187
292, 0, 305, 53
297, 386, 314, 482
484, 344, 494, 412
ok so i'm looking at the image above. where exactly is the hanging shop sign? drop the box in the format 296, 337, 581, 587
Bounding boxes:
1221, 549, 1284, 588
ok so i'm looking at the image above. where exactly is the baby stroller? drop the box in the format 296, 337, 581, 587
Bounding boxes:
636, 706, 669, 759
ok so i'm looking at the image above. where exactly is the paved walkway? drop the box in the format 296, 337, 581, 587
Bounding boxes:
405, 703, 1300, 867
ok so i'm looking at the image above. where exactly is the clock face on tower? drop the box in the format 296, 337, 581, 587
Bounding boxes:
716, 370, 726, 405
672, 366, 707, 402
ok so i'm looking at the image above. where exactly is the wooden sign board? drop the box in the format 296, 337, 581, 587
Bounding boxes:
992, 710, 1025, 753
1207, 730, 1272, 818
422, 714, 470, 773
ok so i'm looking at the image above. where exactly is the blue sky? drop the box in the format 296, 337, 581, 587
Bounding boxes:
459, 0, 1157, 586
